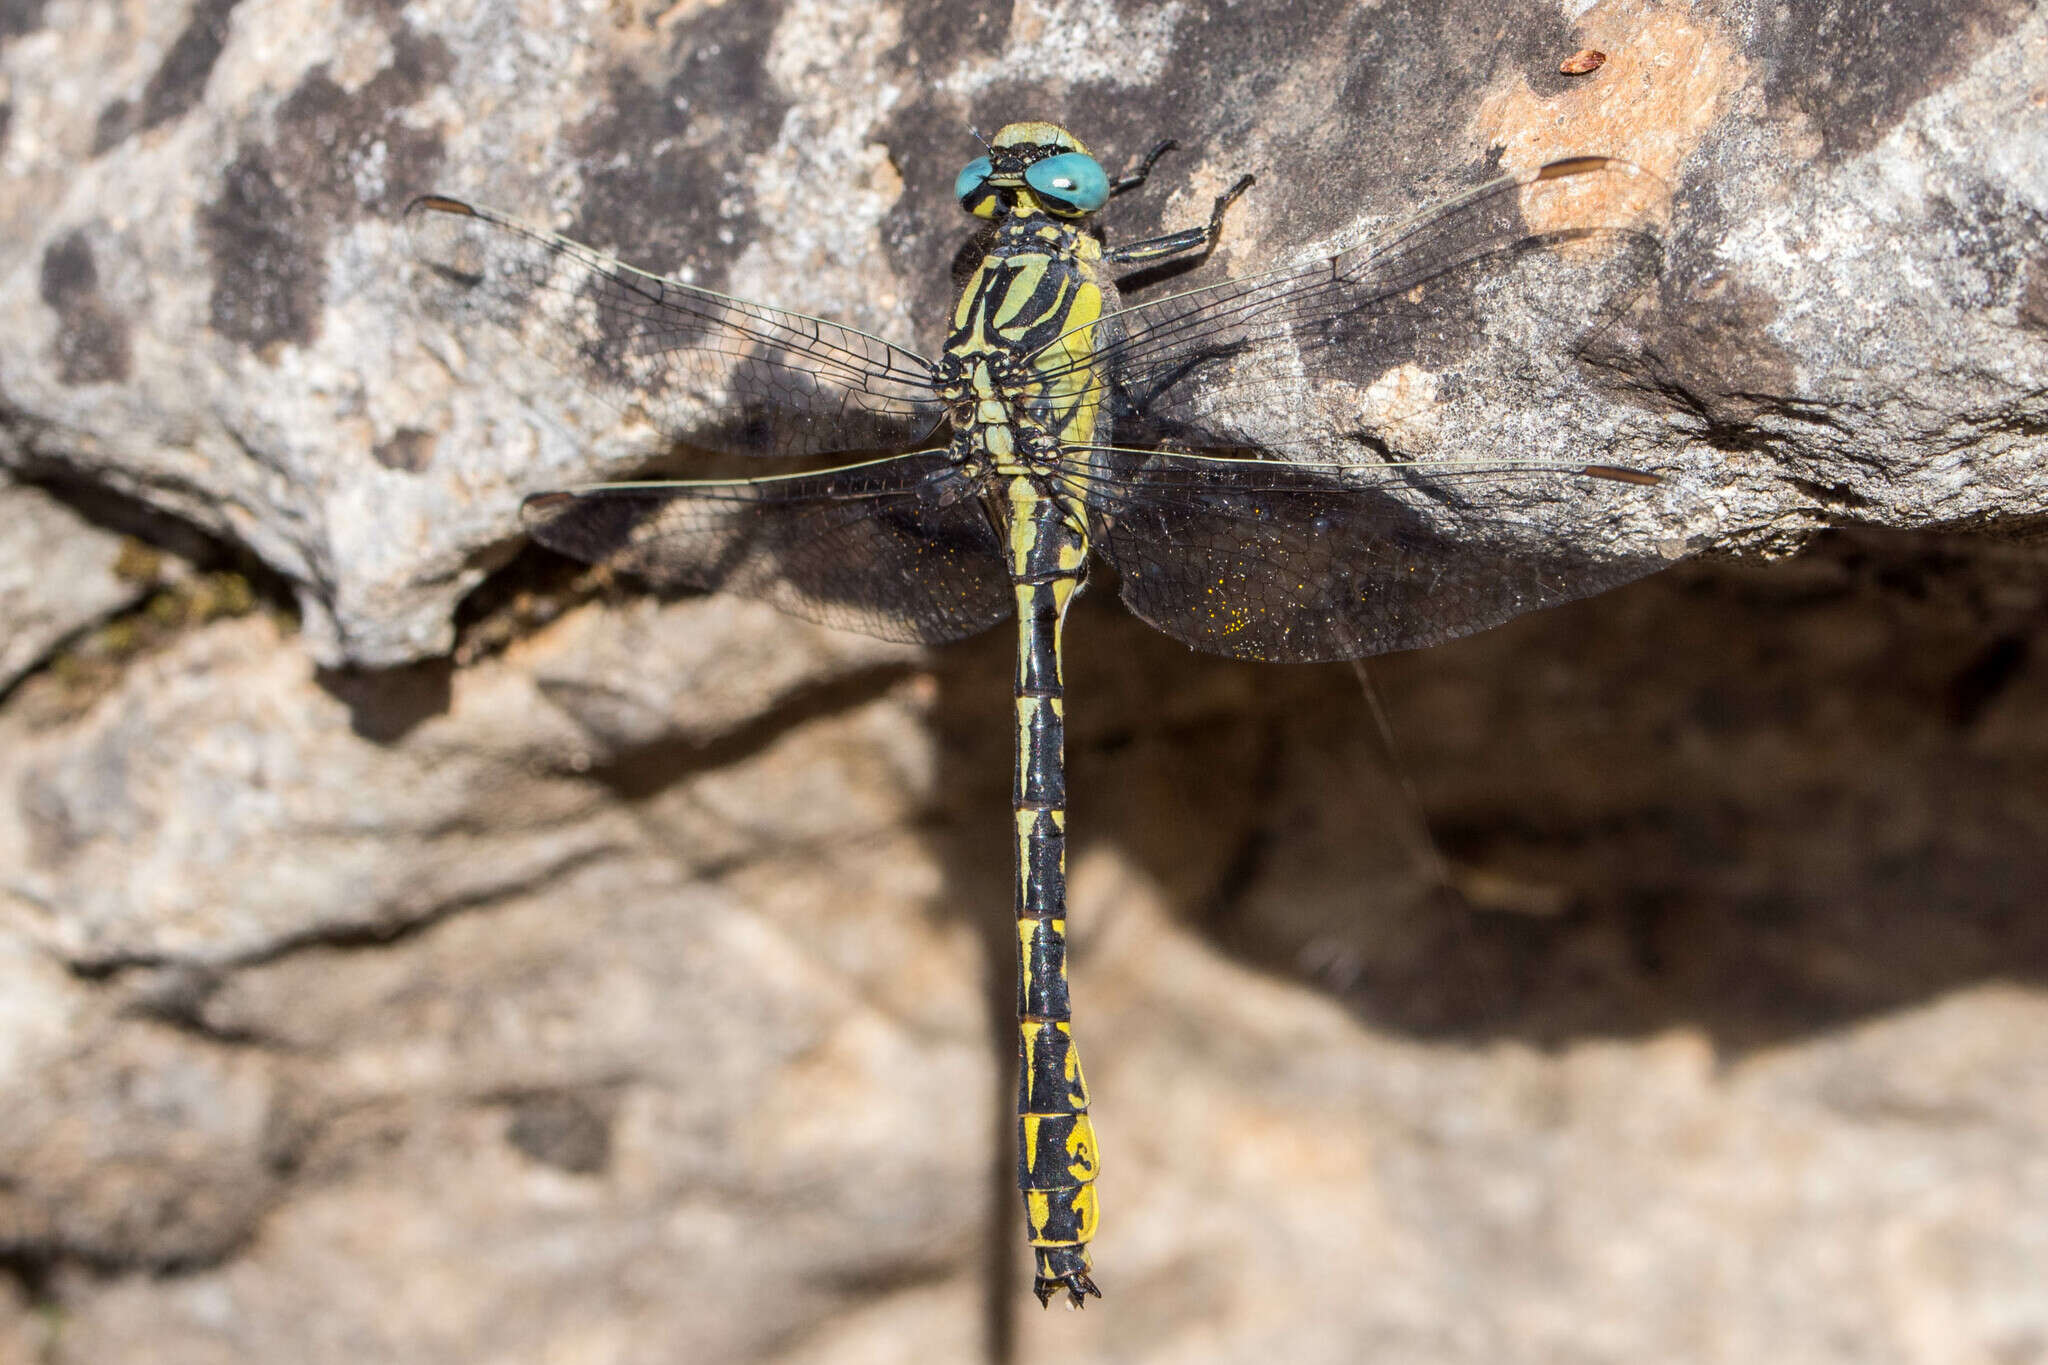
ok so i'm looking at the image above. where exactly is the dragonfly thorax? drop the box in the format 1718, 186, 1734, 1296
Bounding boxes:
939, 209, 1116, 479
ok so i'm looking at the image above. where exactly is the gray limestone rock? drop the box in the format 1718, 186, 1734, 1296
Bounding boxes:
2, 1, 2046, 1362
1, 0, 2039, 664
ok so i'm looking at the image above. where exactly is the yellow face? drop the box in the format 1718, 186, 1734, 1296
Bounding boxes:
991, 122, 1091, 158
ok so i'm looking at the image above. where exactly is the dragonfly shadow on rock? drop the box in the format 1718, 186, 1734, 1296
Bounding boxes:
1058, 539, 2048, 1059
314, 658, 454, 744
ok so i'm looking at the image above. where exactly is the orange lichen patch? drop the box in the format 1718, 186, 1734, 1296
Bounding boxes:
1476, 0, 1744, 190
1560, 48, 1608, 75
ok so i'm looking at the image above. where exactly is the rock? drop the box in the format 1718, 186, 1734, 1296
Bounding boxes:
0, 935, 286, 1272
0, 597, 983, 1359
2, 0, 2040, 664
0, 584, 920, 966
2, 1, 2047, 1362
0, 482, 149, 694
0, 613, 627, 965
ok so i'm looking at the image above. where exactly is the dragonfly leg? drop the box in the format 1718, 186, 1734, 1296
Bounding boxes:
1104, 172, 1256, 267
1108, 138, 1178, 198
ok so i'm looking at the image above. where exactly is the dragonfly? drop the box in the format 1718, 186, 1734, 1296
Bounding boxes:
405, 120, 1675, 1307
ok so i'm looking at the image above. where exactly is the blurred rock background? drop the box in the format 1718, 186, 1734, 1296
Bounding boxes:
3, 0, 2046, 1361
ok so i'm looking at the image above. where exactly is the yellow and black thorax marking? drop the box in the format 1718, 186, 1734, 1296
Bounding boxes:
939, 216, 1113, 469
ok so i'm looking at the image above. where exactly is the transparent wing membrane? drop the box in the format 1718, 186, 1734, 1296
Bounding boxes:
405, 196, 946, 460
521, 453, 1011, 643
1060, 448, 1673, 661
1056, 158, 1670, 460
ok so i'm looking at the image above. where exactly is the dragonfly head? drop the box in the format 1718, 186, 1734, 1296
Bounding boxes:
955, 122, 1109, 222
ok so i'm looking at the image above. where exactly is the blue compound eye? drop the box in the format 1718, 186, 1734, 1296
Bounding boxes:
1024, 152, 1109, 213
954, 156, 993, 205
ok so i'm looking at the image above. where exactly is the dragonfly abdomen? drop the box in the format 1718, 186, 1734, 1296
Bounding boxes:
1004, 471, 1101, 1307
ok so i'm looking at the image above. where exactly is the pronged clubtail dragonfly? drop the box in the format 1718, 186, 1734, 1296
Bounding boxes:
406, 120, 1675, 1306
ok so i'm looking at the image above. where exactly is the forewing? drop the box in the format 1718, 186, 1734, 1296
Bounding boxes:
1063, 449, 1674, 662
524, 452, 1011, 644
1059, 158, 1669, 459
406, 196, 945, 459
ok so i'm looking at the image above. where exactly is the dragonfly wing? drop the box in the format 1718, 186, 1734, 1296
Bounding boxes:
1062, 158, 1668, 459
525, 452, 1012, 644
406, 196, 946, 460
1062, 449, 1675, 662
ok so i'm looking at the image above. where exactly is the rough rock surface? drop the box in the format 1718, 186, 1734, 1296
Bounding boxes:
0, 482, 147, 693
2, 0, 2046, 1362
2, 0, 2041, 664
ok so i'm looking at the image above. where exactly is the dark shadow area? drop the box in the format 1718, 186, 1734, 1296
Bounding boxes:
0, 1248, 56, 1309
921, 536, 2048, 1335
583, 660, 921, 803
448, 539, 615, 666
496, 1088, 619, 1176
313, 658, 454, 743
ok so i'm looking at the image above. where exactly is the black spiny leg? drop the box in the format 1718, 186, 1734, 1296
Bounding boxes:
1108, 138, 1178, 198
1105, 171, 1255, 267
